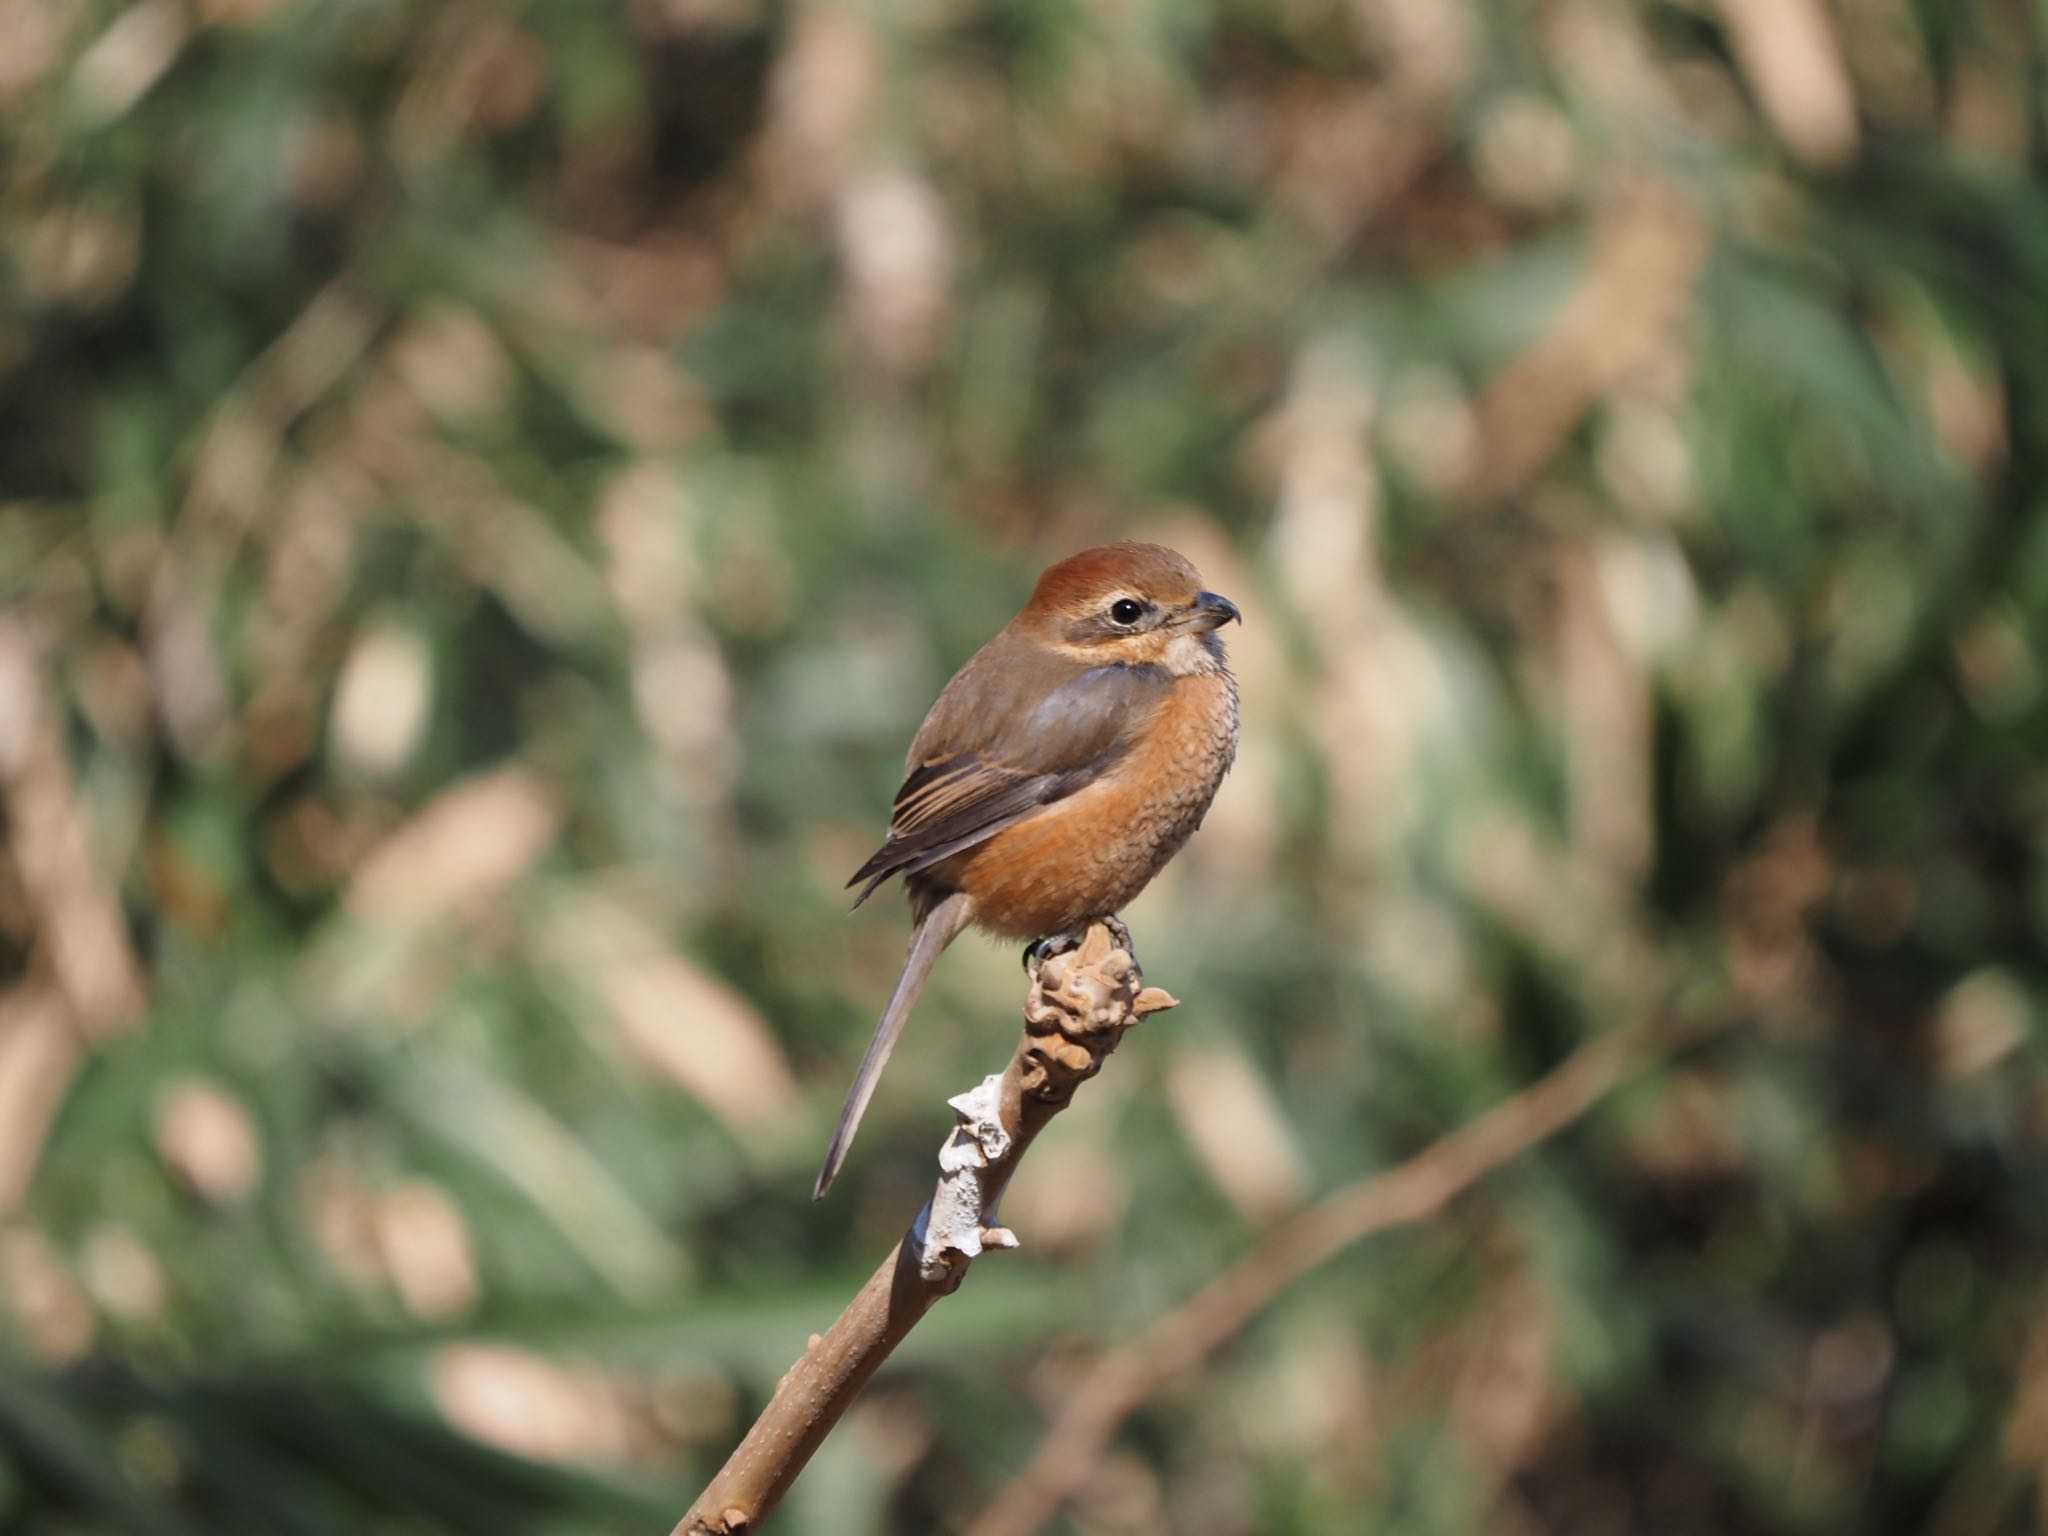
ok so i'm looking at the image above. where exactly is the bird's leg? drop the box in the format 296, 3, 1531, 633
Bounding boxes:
1100, 913, 1132, 952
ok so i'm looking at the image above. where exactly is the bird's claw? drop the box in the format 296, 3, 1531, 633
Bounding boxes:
1024, 916, 1130, 975
1023, 934, 1072, 973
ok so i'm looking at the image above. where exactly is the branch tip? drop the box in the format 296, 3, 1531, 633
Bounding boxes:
1134, 986, 1178, 1016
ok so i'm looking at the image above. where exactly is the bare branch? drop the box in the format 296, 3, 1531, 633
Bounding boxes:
672, 922, 1176, 1535
964, 1026, 1649, 1536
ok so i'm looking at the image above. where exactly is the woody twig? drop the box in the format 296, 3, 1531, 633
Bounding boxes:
672, 921, 1176, 1535
966, 1028, 1661, 1536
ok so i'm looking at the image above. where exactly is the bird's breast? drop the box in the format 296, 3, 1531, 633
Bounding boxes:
941, 670, 1240, 939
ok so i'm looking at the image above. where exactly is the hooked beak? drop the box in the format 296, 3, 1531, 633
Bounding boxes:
1183, 590, 1242, 633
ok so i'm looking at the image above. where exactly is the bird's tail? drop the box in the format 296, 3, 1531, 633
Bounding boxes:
813, 891, 975, 1200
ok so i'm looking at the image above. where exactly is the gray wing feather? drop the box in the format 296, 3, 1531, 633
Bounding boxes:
847, 659, 1168, 902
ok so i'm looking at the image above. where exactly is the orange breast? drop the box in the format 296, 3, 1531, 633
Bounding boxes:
942, 672, 1239, 939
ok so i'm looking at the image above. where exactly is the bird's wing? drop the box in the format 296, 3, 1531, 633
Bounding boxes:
846, 659, 1169, 906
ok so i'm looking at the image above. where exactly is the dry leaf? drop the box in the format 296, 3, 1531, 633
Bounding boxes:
431, 1343, 630, 1465
346, 767, 560, 925
154, 1078, 262, 1206
1166, 1043, 1309, 1223
376, 1178, 479, 1320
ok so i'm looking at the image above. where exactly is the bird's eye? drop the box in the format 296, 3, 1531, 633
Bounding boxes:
1109, 598, 1144, 625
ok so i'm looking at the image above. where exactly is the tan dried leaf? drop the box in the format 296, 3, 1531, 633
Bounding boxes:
376, 1178, 479, 1321
431, 1344, 629, 1465
600, 947, 798, 1127
79, 1223, 167, 1323
0, 989, 82, 1214
0, 1226, 95, 1363
330, 621, 432, 779
1714, 0, 1860, 168
71, 0, 188, 125
346, 767, 560, 926
154, 1078, 263, 1206
1932, 969, 2027, 1081
1166, 1043, 1309, 1223
551, 891, 797, 1131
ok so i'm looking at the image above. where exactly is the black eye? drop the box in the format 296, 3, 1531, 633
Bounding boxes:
1109, 598, 1144, 625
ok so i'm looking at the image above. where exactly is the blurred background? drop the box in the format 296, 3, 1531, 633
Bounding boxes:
4, 0, 2048, 1532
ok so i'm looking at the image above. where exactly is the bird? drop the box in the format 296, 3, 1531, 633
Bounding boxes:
814, 541, 1241, 1199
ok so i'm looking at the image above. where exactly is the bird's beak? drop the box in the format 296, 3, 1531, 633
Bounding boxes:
1183, 591, 1242, 632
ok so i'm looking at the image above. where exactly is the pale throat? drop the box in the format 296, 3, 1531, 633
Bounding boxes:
1161, 630, 1226, 677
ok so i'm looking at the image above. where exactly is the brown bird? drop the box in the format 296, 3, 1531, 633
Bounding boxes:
815, 541, 1241, 1198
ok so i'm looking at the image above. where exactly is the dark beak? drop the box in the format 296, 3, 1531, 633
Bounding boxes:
1184, 590, 1242, 633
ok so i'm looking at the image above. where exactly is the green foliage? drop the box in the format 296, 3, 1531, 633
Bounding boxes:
4, 0, 2048, 1532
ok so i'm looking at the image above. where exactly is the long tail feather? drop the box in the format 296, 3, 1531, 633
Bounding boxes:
812, 892, 975, 1200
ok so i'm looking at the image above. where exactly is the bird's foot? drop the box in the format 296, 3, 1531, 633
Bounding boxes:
1024, 916, 1130, 976
1023, 933, 1075, 974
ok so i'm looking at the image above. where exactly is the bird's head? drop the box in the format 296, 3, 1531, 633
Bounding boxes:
1022, 541, 1241, 674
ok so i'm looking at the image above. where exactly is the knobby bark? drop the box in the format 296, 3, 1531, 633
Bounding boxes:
673, 921, 1175, 1535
